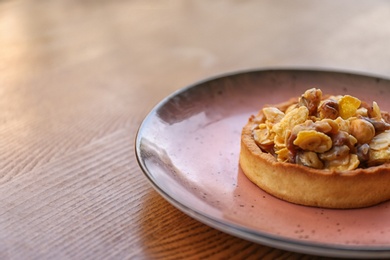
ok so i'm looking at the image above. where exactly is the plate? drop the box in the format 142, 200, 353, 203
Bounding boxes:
135, 69, 390, 258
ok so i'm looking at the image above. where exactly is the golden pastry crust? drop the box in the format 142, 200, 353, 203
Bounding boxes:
239, 90, 390, 209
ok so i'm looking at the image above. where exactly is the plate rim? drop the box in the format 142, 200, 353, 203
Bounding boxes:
135, 67, 390, 258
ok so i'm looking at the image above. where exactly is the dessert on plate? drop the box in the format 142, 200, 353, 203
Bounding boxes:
239, 88, 390, 208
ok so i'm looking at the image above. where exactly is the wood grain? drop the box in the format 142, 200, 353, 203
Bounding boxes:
1, 0, 390, 259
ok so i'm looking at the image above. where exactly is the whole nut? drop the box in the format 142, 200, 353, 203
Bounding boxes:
349, 118, 375, 144
319, 99, 339, 120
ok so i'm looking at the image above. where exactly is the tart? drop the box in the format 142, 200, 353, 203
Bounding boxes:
239, 88, 390, 208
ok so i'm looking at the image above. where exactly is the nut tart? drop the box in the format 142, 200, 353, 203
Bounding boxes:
239, 88, 390, 209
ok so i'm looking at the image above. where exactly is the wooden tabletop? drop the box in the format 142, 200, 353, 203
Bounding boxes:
2, 0, 390, 259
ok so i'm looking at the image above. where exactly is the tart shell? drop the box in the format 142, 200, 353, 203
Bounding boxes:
239, 114, 390, 209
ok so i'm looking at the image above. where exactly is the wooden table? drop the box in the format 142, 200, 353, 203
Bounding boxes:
1, 1, 390, 259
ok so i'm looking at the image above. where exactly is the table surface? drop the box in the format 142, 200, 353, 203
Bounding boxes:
2, 0, 390, 259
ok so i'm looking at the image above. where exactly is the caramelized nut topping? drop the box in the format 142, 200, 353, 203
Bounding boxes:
252, 88, 390, 171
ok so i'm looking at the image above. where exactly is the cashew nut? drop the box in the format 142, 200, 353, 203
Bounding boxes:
296, 151, 324, 169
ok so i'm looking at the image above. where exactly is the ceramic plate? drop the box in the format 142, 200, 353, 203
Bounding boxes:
135, 69, 390, 258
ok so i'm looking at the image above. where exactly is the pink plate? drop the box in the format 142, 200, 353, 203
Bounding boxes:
135, 69, 390, 258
